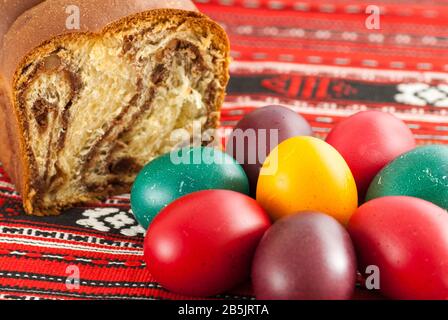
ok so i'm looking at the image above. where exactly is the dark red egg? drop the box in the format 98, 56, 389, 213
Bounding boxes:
226, 105, 312, 195
252, 212, 357, 300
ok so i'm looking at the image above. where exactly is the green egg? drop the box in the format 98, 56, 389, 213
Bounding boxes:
366, 145, 448, 210
131, 147, 250, 229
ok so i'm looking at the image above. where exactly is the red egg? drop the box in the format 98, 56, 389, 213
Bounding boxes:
144, 190, 271, 297
348, 196, 448, 300
326, 111, 416, 200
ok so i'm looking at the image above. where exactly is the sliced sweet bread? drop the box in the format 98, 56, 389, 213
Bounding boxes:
0, 0, 230, 215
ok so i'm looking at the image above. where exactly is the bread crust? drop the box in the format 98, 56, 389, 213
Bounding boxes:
2, 0, 199, 83
0, 0, 45, 199
0, 0, 45, 48
0, 0, 230, 215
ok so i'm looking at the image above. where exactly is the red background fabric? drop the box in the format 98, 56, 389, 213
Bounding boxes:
0, 0, 447, 300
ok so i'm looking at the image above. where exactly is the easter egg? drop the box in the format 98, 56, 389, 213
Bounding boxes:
144, 190, 271, 297
131, 147, 249, 229
252, 212, 357, 300
326, 111, 416, 200
348, 196, 448, 300
256, 136, 358, 225
226, 105, 312, 195
366, 145, 448, 209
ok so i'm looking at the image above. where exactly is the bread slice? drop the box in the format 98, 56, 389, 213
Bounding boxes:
0, 0, 230, 215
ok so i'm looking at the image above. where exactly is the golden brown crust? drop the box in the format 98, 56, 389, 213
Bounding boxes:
2, 0, 198, 83
0, 0, 230, 215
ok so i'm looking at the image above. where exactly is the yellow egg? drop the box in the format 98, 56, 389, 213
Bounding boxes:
256, 136, 358, 225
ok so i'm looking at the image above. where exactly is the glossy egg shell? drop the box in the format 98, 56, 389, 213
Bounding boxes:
326, 111, 416, 200
131, 147, 249, 229
348, 196, 448, 300
252, 212, 357, 300
144, 190, 271, 297
366, 145, 448, 210
256, 136, 358, 225
226, 105, 312, 195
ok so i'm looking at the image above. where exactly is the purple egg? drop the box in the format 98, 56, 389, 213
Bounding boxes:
226, 105, 312, 195
252, 212, 357, 300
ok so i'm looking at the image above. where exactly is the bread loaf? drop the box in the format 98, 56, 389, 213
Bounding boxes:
0, 0, 230, 215
0, 0, 46, 199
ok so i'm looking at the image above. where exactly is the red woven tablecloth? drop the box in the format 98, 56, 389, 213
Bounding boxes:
0, 0, 447, 300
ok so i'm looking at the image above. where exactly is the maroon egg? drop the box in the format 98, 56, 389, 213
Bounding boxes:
226, 105, 312, 195
252, 212, 357, 300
